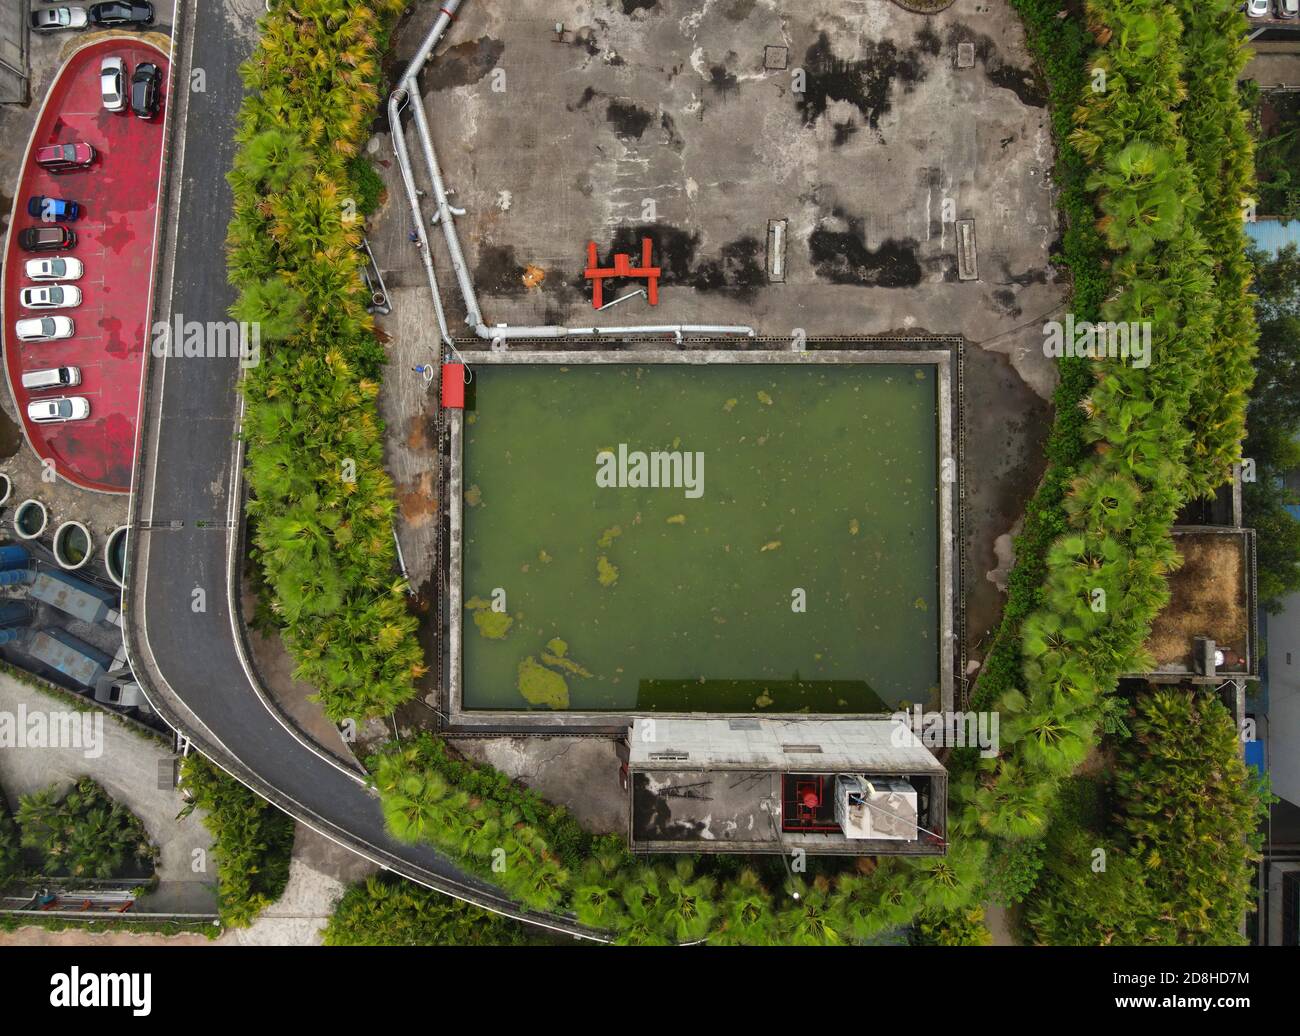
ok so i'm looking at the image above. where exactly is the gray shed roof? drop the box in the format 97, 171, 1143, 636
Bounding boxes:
628, 717, 944, 773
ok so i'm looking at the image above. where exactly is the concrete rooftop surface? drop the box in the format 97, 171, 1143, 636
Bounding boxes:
381, 0, 1061, 358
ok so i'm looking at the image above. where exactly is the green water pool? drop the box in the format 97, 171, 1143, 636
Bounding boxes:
459, 361, 941, 713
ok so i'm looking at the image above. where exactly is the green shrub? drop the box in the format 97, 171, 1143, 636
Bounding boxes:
325, 875, 535, 945
1030, 691, 1269, 945
179, 756, 295, 928
985, 837, 1046, 908
346, 155, 387, 218
0, 785, 23, 885
16, 778, 157, 880
229, 0, 420, 723
912, 906, 995, 946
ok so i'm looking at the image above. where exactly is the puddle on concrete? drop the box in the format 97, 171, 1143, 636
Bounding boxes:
796, 32, 930, 137
605, 99, 653, 140
424, 36, 505, 91
808, 205, 922, 288
474, 244, 530, 297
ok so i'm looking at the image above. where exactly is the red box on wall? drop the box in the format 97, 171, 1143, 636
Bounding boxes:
441, 363, 465, 409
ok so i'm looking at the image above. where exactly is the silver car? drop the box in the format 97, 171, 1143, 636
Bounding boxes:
27, 397, 91, 423
100, 56, 126, 112
31, 7, 89, 31
19, 285, 82, 310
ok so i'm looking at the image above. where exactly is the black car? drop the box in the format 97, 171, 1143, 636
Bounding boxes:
18, 226, 77, 253
87, 2, 154, 28
130, 62, 161, 120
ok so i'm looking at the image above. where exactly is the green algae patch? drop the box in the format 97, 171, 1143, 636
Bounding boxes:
465, 596, 513, 639
517, 656, 568, 709
596, 555, 619, 587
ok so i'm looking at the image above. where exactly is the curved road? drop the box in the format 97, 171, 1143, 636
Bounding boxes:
124, 0, 591, 937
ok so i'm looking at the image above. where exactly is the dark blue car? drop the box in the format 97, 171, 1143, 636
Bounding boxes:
26, 196, 81, 222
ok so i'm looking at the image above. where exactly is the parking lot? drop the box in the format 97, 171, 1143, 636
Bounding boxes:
1, 35, 169, 493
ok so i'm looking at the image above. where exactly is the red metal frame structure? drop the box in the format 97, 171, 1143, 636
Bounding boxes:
584, 238, 661, 309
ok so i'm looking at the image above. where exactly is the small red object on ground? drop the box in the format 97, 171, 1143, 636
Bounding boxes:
584, 238, 661, 309
441, 363, 465, 409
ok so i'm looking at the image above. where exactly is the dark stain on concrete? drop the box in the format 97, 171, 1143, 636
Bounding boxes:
424, 36, 505, 91
709, 63, 739, 97
945, 24, 1046, 108
992, 288, 1022, 319
691, 237, 766, 298
832, 120, 859, 147
606, 99, 654, 139
914, 23, 942, 58
572, 26, 601, 57
987, 63, 1046, 108
660, 111, 685, 151
808, 206, 922, 288
796, 32, 929, 134
722, 0, 758, 20
619, 0, 660, 16
569, 85, 600, 111
475, 244, 528, 297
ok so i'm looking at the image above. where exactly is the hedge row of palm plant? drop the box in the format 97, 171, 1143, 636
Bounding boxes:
16, 778, 157, 880
371, 733, 985, 944
966, 0, 1259, 938
1028, 689, 1267, 945
325, 873, 537, 945
178, 756, 295, 928
969, 0, 1256, 833
228, 0, 423, 722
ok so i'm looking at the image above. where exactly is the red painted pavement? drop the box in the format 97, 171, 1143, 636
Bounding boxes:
2, 39, 168, 493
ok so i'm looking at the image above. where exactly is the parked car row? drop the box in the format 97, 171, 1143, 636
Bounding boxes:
1246, 0, 1300, 19
101, 56, 161, 119
31, 3, 154, 32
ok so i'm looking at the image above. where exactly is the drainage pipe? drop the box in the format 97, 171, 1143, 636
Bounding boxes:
388, 91, 453, 348
388, 0, 755, 347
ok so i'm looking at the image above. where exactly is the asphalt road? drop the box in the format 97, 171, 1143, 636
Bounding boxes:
127, 0, 587, 936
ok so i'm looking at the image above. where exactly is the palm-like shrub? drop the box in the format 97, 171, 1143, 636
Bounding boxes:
17, 778, 156, 880
179, 756, 295, 928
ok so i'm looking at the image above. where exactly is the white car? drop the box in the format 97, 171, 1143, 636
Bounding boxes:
27, 397, 91, 424
15, 316, 75, 342
100, 56, 126, 112
30, 7, 89, 31
1247, 0, 1271, 16
19, 285, 82, 310
24, 257, 84, 282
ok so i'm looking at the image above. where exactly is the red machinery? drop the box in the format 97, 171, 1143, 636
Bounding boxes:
584, 238, 661, 309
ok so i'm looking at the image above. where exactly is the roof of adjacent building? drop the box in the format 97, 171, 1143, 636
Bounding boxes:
628, 717, 945, 773
1246, 218, 1300, 256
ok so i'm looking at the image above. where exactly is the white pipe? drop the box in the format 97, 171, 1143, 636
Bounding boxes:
387, 0, 755, 346
388, 96, 453, 347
